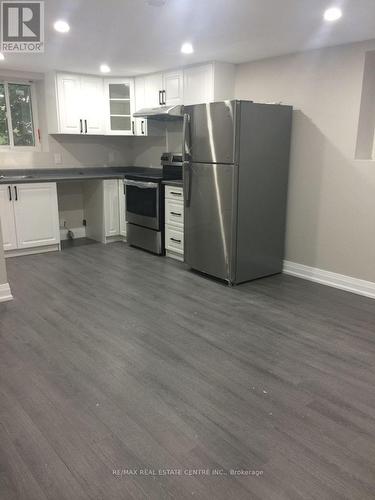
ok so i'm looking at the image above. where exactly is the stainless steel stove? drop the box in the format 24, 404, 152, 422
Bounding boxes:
124, 154, 182, 255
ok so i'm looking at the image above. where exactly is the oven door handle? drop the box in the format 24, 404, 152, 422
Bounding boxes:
124, 179, 159, 189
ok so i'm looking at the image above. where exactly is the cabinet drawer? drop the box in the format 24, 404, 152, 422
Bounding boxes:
165, 226, 184, 254
165, 185, 183, 201
165, 199, 184, 228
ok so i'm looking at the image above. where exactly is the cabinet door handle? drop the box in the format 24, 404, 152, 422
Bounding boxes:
141, 120, 145, 135
84, 119, 88, 134
14, 186, 18, 201
8, 185, 12, 201
159, 90, 162, 106
80, 119, 83, 134
132, 120, 135, 135
170, 191, 182, 196
170, 211, 182, 217
162, 90, 166, 105
170, 237, 181, 243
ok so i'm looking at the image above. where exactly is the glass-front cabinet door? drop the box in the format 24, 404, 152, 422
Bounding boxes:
104, 79, 135, 135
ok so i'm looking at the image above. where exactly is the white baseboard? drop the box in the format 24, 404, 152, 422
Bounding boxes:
104, 235, 126, 244
5, 244, 60, 258
283, 261, 375, 300
0, 282, 13, 303
60, 226, 87, 241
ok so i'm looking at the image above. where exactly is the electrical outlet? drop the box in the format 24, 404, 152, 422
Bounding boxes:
54, 153, 62, 165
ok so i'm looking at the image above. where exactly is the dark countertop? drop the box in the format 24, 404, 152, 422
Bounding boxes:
162, 179, 183, 187
0, 166, 162, 184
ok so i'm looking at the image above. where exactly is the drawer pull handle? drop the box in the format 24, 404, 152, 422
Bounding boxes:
170, 191, 182, 196
170, 212, 182, 216
170, 237, 181, 243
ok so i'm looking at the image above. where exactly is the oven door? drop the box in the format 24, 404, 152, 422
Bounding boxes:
125, 179, 160, 230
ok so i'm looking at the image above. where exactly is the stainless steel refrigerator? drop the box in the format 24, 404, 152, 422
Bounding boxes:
182, 100, 292, 285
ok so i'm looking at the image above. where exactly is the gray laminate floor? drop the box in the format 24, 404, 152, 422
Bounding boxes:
1, 242, 375, 500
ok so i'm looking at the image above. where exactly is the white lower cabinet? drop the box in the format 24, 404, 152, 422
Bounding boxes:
0, 183, 60, 255
0, 185, 18, 251
165, 198, 184, 229
118, 180, 127, 237
164, 185, 184, 261
104, 179, 120, 237
165, 226, 184, 257
103, 179, 126, 242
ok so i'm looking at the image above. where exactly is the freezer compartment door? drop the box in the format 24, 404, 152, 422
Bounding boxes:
184, 163, 237, 282
184, 101, 238, 164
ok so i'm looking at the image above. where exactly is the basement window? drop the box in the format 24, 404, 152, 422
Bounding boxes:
0, 80, 39, 150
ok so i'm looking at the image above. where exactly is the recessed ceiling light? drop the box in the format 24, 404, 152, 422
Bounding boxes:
323, 7, 343, 22
181, 42, 194, 55
54, 20, 70, 33
100, 64, 111, 73
0, 53, 4, 61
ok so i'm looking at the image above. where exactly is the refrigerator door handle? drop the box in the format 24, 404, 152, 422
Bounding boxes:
182, 112, 192, 206
182, 113, 191, 161
183, 161, 191, 206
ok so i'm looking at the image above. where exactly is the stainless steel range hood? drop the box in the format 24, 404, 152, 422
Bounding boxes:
133, 105, 183, 120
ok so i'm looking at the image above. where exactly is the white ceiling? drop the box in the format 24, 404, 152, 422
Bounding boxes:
1, 0, 375, 76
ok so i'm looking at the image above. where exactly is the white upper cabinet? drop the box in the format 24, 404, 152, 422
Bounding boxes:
134, 76, 146, 112
183, 63, 235, 106
142, 70, 183, 107
183, 64, 213, 106
44, 62, 234, 136
47, 72, 105, 135
134, 76, 148, 136
163, 70, 183, 106
104, 79, 135, 136
81, 76, 105, 135
55, 73, 82, 134
144, 73, 164, 108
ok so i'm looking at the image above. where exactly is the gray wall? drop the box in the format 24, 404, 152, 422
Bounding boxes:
131, 121, 183, 167
235, 39, 375, 283
0, 221, 8, 285
131, 135, 166, 167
